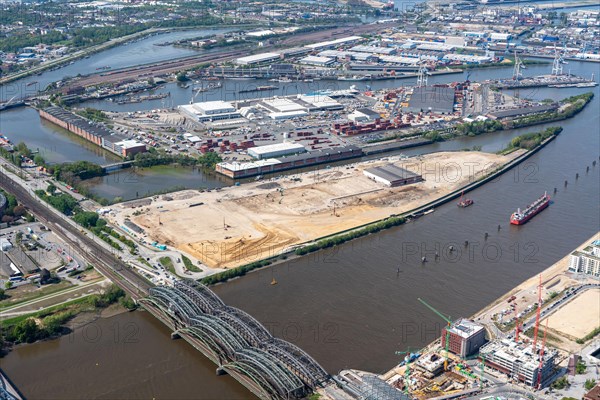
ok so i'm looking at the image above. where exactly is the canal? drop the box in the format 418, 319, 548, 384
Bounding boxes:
0, 32, 599, 399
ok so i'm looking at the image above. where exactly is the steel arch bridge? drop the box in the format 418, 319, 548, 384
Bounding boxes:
141, 279, 330, 399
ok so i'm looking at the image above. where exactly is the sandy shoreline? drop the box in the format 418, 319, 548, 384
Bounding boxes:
472, 231, 600, 320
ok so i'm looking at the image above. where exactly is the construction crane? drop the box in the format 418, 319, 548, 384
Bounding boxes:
463, 353, 486, 389
514, 302, 521, 342
532, 274, 543, 352
417, 297, 452, 371
536, 319, 549, 389
395, 347, 418, 394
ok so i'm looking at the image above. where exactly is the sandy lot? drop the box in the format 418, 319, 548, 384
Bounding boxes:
546, 289, 600, 340
110, 151, 517, 269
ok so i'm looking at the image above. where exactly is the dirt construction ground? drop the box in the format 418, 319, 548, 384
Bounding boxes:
545, 288, 600, 340
110, 151, 518, 269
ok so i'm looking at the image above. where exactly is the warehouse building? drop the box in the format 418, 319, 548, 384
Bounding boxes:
179, 101, 241, 122
350, 45, 397, 55
248, 142, 306, 159
300, 55, 335, 66
363, 164, 423, 187
216, 145, 361, 178
304, 36, 363, 50
479, 339, 557, 388
405, 86, 456, 114
39, 107, 146, 158
441, 319, 486, 358
236, 52, 281, 66
348, 108, 381, 122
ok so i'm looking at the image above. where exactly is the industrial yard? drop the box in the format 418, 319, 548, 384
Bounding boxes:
106, 150, 516, 269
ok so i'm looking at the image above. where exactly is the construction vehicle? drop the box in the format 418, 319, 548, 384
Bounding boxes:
418, 298, 452, 371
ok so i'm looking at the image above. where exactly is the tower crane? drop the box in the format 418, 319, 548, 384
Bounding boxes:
395, 347, 419, 394
536, 319, 549, 389
463, 353, 486, 389
417, 297, 452, 371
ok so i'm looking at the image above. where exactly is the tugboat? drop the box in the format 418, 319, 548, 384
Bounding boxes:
457, 191, 474, 208
510, 192, 551, 225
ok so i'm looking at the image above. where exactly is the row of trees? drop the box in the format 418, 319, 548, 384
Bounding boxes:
295, 216, 406, 256
504, 126, 563, 152
133, 150, 222, 169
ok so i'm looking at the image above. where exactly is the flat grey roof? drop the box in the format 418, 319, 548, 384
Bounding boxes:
407, 86, 455, 113
488, 104, 557, 119
365, 164, 421, 183
44, 106, 127, 142
356, 107, 381, 119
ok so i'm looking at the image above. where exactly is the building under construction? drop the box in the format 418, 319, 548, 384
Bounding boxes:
479, 339, 557, 388
441, 319, 486, 358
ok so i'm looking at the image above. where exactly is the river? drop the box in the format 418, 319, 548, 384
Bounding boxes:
1, 28, 599, 399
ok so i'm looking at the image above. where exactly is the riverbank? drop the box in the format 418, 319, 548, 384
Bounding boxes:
0, 284, 136, 357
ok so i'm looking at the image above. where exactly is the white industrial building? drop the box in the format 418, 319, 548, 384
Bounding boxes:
490, 32, 512, 41
269, 110, 308, 120
305, 36, 363, 50
236, 52, 281, 65
300, 55, 335, 66
379, 55, 421, 65
248, 142, 306, 159
443, 54, 492, 64
479, 339, 557, 388
568, 240, 600, 277
297, 94, 342, 110
350, 45, 396, 55
179, 101, 241, 122
348, 108, 381, 122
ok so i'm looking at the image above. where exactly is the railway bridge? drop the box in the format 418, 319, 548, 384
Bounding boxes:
139, 280, 330, 400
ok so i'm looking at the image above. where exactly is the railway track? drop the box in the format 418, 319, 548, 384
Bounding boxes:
0, 171, 152, 300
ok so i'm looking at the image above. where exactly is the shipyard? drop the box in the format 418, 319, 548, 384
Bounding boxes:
0, 1, 599, 400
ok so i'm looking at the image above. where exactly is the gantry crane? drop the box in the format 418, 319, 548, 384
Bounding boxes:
417, 298, 452, 371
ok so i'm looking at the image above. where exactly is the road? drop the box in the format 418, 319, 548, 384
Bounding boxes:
0, 167, 152, 300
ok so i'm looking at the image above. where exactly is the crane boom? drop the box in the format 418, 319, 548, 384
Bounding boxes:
417, 298, 452, 323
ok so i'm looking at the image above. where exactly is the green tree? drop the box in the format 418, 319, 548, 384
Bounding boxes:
33, 154, 46, 166
576, 360, 587, 374
73, 211, 99, 228
585, 379, 596, 390
12, 318, 40, 343
552, 376, 570, 390
176, 72, 189, 82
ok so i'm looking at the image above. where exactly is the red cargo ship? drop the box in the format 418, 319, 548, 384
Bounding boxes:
510, 192, 550, 225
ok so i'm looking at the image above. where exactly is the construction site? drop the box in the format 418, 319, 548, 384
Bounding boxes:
106, 150, 516, 270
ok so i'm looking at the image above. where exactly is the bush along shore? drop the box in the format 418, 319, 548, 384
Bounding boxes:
0, 284, 136, 355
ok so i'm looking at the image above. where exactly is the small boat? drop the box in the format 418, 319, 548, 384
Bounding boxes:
26, 81, 38, 87
423, 208, 435, 215
457, 191, 474, 208
271, 277, 278, 285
